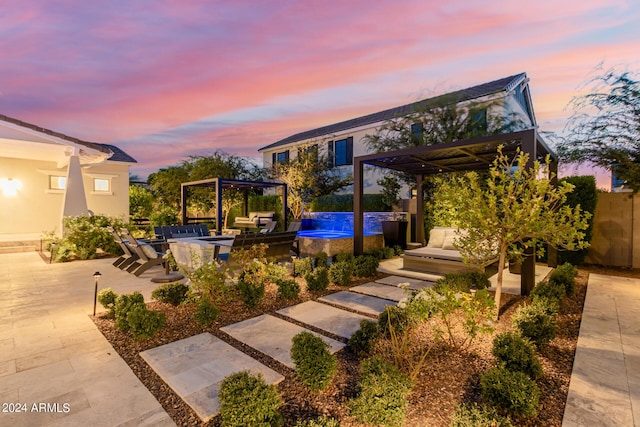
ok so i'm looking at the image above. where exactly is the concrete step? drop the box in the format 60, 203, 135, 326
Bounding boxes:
277, 300, 372, 339
0, 244, 37, 254
319, 291, 393, 316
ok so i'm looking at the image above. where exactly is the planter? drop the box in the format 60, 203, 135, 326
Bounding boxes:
381, 220, 408, 249
509, 260, 522, 275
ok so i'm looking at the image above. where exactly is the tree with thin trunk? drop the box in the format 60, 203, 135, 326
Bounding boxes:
439, 146, 591, 314
556, 67, 640, 192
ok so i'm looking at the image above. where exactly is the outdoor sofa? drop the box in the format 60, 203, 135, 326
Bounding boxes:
232, 211, 275, 229
403, 226, 498, 274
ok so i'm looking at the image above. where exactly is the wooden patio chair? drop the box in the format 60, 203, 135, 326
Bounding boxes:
120, 228, 166, 276
106, 226, 139, 269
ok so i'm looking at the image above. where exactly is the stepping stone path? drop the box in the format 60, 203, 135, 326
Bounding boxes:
277, 300, 372, 338
140, 333, 284, 422
319, 290, 393, 316
350, 281, 410, 302
221, 314, 344, 368
141, 275, 426, 422
375, 275, 433, 290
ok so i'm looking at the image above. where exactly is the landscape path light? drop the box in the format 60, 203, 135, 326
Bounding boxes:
93, 271, 101, 316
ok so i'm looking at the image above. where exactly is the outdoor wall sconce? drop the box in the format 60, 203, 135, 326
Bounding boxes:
93, 271, 102, 316
0, 178, 21, 197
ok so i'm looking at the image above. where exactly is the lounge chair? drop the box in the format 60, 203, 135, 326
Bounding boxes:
120, 228, 166, 276
259, 220, 277, 233
107, 226, 139, 269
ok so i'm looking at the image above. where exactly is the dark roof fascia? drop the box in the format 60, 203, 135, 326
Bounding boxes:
259, 73, 528, 152
0, 114, 137, 163
181, 177, 285, 190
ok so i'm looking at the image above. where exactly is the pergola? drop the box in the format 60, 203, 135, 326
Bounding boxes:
353, 129, 558, 294
180, 177, 287, 234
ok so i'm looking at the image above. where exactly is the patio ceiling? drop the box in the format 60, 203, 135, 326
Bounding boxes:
356, 129, 556, 176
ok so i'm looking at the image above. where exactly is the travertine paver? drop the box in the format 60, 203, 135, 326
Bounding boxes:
375, 275, 432, 290
221, 314, 344, 368
0, 252, 175, 427
563, 274, 640, 427
350, 282, 409, 302
318, 291, 393, 316
277, 301, 372, 339
140, 333, 284, 422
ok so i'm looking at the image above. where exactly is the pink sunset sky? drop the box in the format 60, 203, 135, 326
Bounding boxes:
1, 0, 639, 186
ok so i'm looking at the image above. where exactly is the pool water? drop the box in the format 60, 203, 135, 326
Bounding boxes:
296, 230, 377, 239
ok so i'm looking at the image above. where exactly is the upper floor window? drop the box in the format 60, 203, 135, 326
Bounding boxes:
93, 178, 110, 192
49, 175, 67, 190
271, 150, 290, 171
470, 108, 487, 132
410, 123, 422, 144
327, 137, 353, 168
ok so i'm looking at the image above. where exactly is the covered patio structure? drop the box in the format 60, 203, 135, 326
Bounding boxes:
353, 129, 558, 294
180, 177, 287, 235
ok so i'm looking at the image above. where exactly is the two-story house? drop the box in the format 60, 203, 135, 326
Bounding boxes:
259, 73, 537, 194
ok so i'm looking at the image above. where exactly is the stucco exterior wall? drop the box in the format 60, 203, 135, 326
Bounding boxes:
0, 157, 130, 235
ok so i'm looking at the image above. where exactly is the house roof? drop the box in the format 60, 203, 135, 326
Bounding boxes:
259, 73, 529, 152
0, 114, 137, 163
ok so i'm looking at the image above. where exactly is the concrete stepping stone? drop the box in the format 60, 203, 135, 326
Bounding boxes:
221, 314, 344, 369
140, 333, 283, 422
277, 300, 372, 339
350, 282, 409, 302
319, 291, 393, 316
376, 275, 433, 290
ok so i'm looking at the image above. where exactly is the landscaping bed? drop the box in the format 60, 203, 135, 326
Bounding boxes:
94, 267, 594, 427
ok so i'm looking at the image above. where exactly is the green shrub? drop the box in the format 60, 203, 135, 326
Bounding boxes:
266, 262, 288, 283
291, 332, 337, 391
480, 366, 540, 417
549, 263, 578, 296
382, 246, 396, 259
218, 371, 283, 427
393, 245, 404, 256
126, 305, 165, 339
378, 306, 411, 338
512, 301, 557, 348
151, 282, 189, 306
329, 261, 353, 286
450, 403, 514, 427
97, 288, 118, 318
114, 292, 145, 331
276, 278, 300, 300
353, 255, 379, 277
492, 332, 543, 379
238, 262, 267, 308
433, 271, 490, 294
348, 319, 379, 357
334, 252, 355, 264
310, 193, 387, 212
349, 356, 413, 427
314, 251, 329, 268
61, 215, 127, 260
293, 257, 313, 277
305, 267, 329, 291
194, 298, 219, 326
294, 417, 340, 427
530, 280, 565, 314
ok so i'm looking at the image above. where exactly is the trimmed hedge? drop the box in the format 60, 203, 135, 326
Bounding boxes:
480, 366, 540, 417
218, 371, 283, 427
558, 176, 597, 265
492, 331, 543, 379
311, 194, 388, 212
512, 301, 557, 348
291, 332, 337, 391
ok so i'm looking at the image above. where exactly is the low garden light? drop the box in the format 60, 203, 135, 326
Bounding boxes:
93, 271, 102, 316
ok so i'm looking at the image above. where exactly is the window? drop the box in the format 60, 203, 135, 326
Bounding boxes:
93, 178, 110, 192
410, 123, 422, 144
470, 108, 487, 132
327, 137, 353, 168
49, 175, 67, 190
272, 150, 289, 165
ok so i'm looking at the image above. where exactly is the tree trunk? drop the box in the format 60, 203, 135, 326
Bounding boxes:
494, 245, 508, 319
